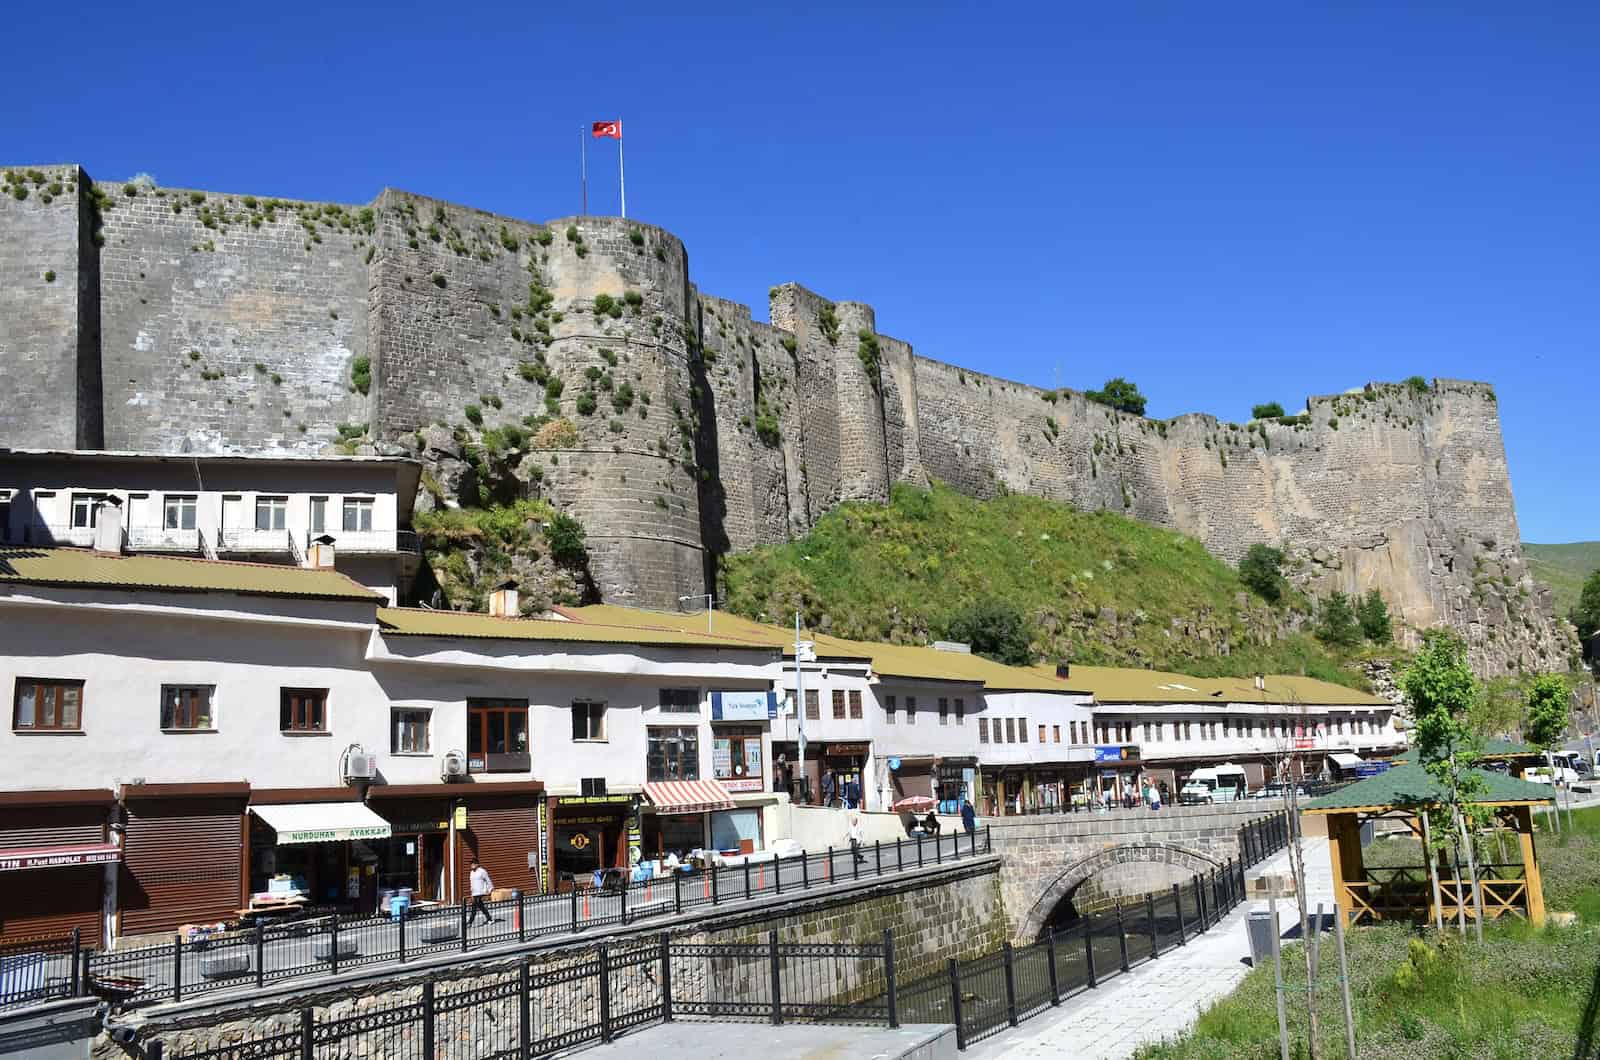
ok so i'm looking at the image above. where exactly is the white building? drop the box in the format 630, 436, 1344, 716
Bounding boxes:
0, 448, 423, 602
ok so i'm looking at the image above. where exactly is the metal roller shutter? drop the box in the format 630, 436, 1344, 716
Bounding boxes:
0, 806, 107, 849
120, 799, 243, 936
0, 868, 103, 946
454, 796, 538, 898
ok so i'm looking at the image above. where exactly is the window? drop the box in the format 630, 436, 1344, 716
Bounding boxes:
906, 696, 916, 725
309, 497, 328, 534
648, 727, 699, 781
255, 496, 287, 531
1037, 724, 1046, 743
938, 698, 949, 726
848, 690, 862, 719
831, 690, 846, 720
161, 685, 214, 730
954, 698, 964, 725
658, 688, 700, 713
1053, 725, 1061, 743
884, 694, 896, 724
342, 497, 374, 533
804, 689, 819, 721
1142, 723, 1151, 742
1004, 718, 1015, 743
468, 698, 529, 771
714, 729, 761, 785
0, 491, 11, 541
392, 708, 430, 754
163, 495, 197, 531
978, 717, 989, 743
280, 688, 327, 733
70, 493, 104, 529
1183, 722, 1193, 740
1020, 719, 1029, 743
13, 679, 83, 731
572, 700, 606, 742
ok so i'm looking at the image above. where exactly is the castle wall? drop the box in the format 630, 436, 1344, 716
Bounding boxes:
0, 162, 1573, 669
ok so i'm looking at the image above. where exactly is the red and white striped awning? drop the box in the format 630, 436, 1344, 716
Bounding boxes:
643, 780, 736, 815
0, 842, 120, 872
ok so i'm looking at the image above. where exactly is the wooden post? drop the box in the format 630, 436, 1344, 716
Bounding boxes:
1324, 812, 1355, 927
1516, 805, 1547, 926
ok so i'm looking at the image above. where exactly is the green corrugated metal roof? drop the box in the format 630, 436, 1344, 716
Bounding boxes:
0, 547, 381, 600
377, 607, 779, 650
1302, 760, 1554, 813
1022, 663, 1387, 706
1392, 738, 1541, 765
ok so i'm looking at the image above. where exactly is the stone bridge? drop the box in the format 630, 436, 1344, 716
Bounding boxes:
987, 800, 1285, 941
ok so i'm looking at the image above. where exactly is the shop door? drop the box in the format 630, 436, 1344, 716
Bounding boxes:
121, 799, 243, 936
419, 834, 446, 901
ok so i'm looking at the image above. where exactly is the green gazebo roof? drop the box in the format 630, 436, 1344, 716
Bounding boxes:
1303, 760, 1555, 814
1392, 738, 1541, 765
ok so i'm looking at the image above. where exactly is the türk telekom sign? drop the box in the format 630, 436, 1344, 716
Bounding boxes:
0, 844, 121, 872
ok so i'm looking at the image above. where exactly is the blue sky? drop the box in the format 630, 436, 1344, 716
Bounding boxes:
5, 2, 1596, 541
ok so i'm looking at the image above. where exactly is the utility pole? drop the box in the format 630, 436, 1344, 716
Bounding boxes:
795, 611, 807, 805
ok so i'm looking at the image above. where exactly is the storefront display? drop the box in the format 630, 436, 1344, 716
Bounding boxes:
712, 726, 764, 793
822, 743, 869, 809
545, 794, 634, 892
366, 796, 451, 902
709, 808, 762, 854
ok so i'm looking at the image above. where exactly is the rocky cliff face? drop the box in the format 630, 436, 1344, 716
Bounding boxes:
0, 164, 1579, 675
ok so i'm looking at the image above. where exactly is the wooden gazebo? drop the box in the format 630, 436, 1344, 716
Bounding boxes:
1393, 738, 1546, 779
1303, 762, 1554, 926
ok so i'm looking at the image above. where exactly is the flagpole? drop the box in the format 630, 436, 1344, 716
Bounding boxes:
618, 120, 626, 219
580, 127, 587, 216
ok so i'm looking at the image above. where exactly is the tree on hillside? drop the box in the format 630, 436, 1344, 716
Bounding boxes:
1402, 629, 1487, 939
1525, 672, 1573, 830
1316, 592, 1361, 648
1083, 377, 1147, 415
1571, 570, 1600, 661
946, 597, 1032, 666
1357, 589, 1393, 643
1238, 544, 1287, 603
545, 512, 588, 568
1252, 401, 1286, 419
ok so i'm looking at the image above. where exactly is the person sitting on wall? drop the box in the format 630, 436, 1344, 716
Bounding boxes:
923, 811, 941, 837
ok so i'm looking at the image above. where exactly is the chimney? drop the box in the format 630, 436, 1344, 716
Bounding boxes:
1056, 661, 1071, 680
92, 496, 124, 554
488, 579, 520, 618
932, 640, 970, 654
1254, 674, 1266, 691
305, 533, 337, 569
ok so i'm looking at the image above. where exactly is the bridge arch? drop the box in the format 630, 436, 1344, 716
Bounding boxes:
1017, 842, 1223, 941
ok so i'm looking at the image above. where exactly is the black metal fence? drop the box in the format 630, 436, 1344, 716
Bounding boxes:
894, 810, 1292, 1048
0, 929, 83, 1010
70, 827, 990, 1013
151, 930, 896, 1060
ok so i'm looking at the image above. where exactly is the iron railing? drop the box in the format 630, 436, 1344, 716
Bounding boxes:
150, 930, 895, 1060
79, 828, 993, 1013
0, 929, 84, 1010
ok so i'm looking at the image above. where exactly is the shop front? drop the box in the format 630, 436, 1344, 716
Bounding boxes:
365, 790, 452, 903
936, 758, 976, 814
641, 780, 737, 858
820, 742, 870, 809
0, 791, 117, 945
120, 782, 249, 939
248, 796, 393, 915
545, 794, 636, 892
450, 785, 543, 901
1093, 745, 1142, 807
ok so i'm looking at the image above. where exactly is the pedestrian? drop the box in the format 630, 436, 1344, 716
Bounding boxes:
961, 798, 977, 835
821, 769, 836, 808
924, 810, 941, 837
466, 859, 496, 926
849, 814, 866, 864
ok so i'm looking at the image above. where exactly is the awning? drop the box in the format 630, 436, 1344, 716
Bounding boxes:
1329, 752, 1365, 770
0, 842, 120, 872
642, 780, 736, 815
250, 802, 393, 844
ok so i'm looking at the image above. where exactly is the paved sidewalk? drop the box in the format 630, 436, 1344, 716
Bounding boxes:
969, 838, 1334, 1060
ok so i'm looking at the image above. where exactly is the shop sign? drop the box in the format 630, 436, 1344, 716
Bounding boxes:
1094, 745, 1139, 763
1294, 737, 1317, 750
555, 795, 634, 806
711, 691, 778, 722
0, 846, 120, 872
722, 778, 764, 793
826, 743, 870, 758
453, 806, 468, 830
385, 818, 448, 834
277, 824, 391, 844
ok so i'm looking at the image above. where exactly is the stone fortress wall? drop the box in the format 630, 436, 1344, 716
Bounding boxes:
0, 164, 1575, 673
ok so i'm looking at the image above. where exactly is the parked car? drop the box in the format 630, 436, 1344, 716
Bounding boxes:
1179, 764, 1249, 804
1250, 782, 1308, 801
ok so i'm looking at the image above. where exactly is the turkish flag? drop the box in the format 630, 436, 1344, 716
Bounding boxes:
592, 120, 621, 139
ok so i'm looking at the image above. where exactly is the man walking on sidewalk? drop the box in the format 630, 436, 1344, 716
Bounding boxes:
467, 859, 496, 926
849, 815, 867, 865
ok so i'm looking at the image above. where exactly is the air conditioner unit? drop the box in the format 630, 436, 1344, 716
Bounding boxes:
343, 748, 378, 782
440, 750, 468, 781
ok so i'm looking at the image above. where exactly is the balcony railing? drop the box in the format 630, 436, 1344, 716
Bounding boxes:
126, 525, 203, 553
18, 524, 97, 548
216, 527, 296, 555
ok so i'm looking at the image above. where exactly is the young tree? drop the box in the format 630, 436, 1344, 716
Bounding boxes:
1572, 569, 1600, 661
1357, 589, 1392, 643
1252, 401, 1287, 419
1525, 673, 1573, 829
1238, 544, 1287, 603
1316, 592, 1361, 648
1401, 629, 1487, 939
1268, 700, 1321, 1059
1083, 377, 1148, 415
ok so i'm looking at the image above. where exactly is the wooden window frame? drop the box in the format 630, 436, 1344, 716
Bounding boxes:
831, 689, 846, 720
160, 684, 215, 731
13, 678, 84, 732
391, 708, 431, 754
279, 688, 328, 734
469, 698, 530, 771
848, 690, 862, 720
978, 717, 989, 743
804, 689, 820, 721
647, 726, 700, 782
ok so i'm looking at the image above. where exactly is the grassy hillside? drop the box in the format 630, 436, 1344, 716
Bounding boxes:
719, 482, 1377, 688
1524, 541, 1600, 616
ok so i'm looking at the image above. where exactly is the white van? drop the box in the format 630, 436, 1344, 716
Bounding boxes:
1179, 764, 1249, 805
